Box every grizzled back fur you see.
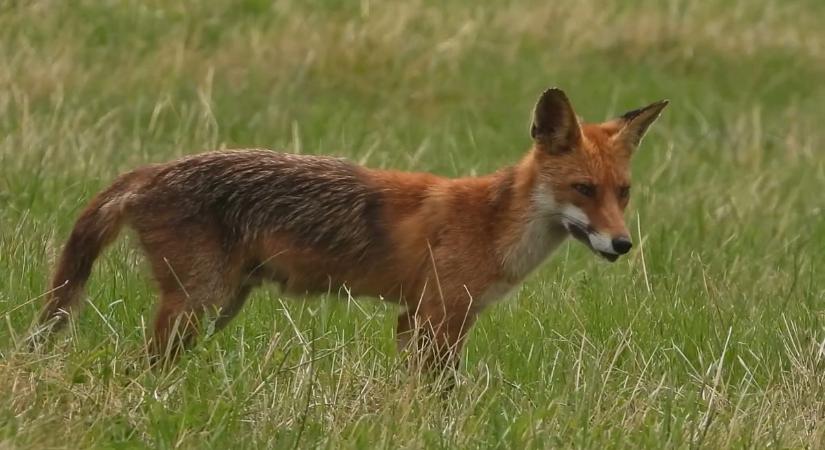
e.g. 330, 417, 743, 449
135, 150, 387, 259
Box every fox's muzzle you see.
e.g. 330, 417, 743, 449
565, 222, 632, 262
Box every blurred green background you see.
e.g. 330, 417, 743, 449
1, 1, 823, 448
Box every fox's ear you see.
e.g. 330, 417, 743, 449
531, 88, 582, 153
612, 100, 669, 152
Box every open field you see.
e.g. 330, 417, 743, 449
1, 0, 824, 448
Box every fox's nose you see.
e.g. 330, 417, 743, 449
611, 237, 633, 255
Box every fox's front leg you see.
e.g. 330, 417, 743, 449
396, 299, 478, 375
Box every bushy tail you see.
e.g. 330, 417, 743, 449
35, 176, 136, 336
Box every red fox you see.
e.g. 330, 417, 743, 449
35, 88, 667, 370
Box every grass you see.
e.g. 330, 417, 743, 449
1, 0, 824, 448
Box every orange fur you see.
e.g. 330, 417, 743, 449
35, 88, 667, 373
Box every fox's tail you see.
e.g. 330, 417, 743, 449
35, 173, 140, 337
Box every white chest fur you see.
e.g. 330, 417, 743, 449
500, 185, 569, 280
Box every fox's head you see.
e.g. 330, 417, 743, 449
529, 88, 667, 262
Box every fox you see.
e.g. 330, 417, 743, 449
34, 88, 667, 371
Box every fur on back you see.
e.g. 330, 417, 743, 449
133, 150, 386, 259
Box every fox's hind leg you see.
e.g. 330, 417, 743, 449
136, 223, 242, 366
213, 284, 253, 332
151, 274, 252, 366
151, 289, 201, 365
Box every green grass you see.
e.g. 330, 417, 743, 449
2, 0, 824, 448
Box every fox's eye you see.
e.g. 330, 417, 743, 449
572, 183, 596, 197
618, 186, 631, 199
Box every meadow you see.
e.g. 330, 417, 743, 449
1, 0, 824, 448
